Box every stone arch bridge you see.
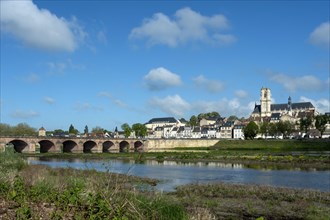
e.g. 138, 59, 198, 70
0, 136, 145, 153
0, 136, 219, 153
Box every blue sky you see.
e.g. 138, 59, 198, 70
1, 0, 329, 132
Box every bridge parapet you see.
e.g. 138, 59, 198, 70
0, 136, 219, 153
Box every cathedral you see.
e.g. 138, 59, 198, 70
250, 88, 317, 123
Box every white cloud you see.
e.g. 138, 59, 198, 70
149, 94, 253, 118
10, 110, 39, 119
193, 75, 224, 93
192, 98, 252, 118
0, 0, 85, 52
149, 95, 191, 117
268, 71, 326, 92
309, 22, 330, 48
300, 96, 330, 114
43, 97, 55, 105
235, 90, 248, 98
130, 7, 235, 47
144, 67, 182, 91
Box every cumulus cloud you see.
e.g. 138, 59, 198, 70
300, 96, 330, 114
144, 67, 182, 91
149, 94, 254, 118
0, 0, 85, 52
193, 75, 224, 93
130, 7, 236, 47
268, 71, 326, 92
10, 110, 39, 119
149, 95, 191, 117
309, 22, 330, 48
43, 97, 55, 105
192, 98, 252, 118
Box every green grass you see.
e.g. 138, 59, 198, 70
212, 139, 330, 152
0, 147, 329, 219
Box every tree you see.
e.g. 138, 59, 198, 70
277, 121, 294, 138
300, 116, 313, 134
227, 115, 239, 121
121, 123, 132, 138
243, 121, 259, 140
315, 115, 330, 137
0, 123, 37, 136
189, 115, 198, 126
13, 123, 37, 136
0, 123, 13, 136
197, 112, 220, 121
84, 125, 89, 134
68, 124, 78, 134
259, 121, 270, 138
91, 126, 104, 133
132, 123, 147, 138
268, 123, 278, 138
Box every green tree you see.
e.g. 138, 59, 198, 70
243, 121, 259, 140
121, 123, 132, 138
91, 126, 104, 133
84, 125, 89, 134
315, 114, 330, 137
259, 121, 270, 138
268, 123, 278, 138
68, 124, 79, 134
300, 116, 313, 134
227, 115, 239, 121
53, 129, 66, 136
132, 123, 147, 138
189, 115, 198, 126
0, 123, 13, 136
197, 112, 220, 121
277, 121, 294, 138
12, 123, 37, 136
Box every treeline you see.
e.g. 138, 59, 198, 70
244, 114, 330, 140
0, 123, 37, 136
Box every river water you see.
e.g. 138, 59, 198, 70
27, 157, 330, 192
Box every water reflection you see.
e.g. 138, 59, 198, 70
26, 157, 330, 192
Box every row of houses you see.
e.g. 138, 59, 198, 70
145, 117, 245, 139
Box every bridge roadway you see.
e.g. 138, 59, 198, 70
0, 136, 220, 153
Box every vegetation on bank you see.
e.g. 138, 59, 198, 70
0, 148, 329, 219
25, 139, 330, 170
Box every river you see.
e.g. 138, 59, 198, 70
27, 157, 330, 192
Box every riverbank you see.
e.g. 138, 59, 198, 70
1, 156, 329, 219
24, 139, 330, 170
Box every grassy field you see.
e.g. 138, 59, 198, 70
1, 147, 329, 219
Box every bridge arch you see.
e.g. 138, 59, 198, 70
62, 140, 78, 153
7, 139, 29, 153
39, 140, 56, 153
103, 141, 115, 153
119, 141, 130, 153
134, 141, 144, 152
83, 140, 97, 153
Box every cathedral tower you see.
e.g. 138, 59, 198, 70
260, 87, 271, 117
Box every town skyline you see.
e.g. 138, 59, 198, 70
1, 0, 329, 131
